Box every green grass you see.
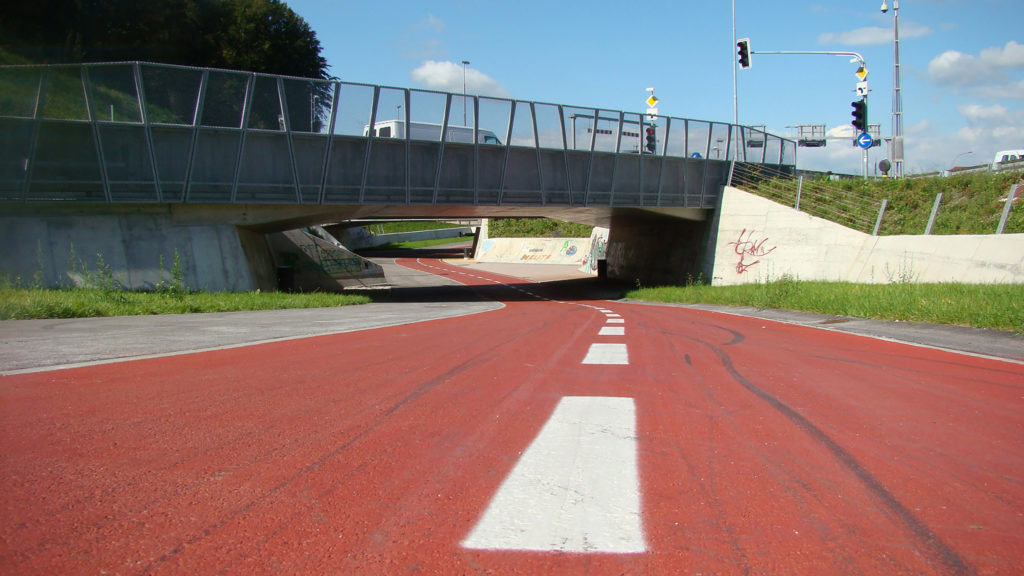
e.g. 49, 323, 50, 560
743, 171, 1024, 235
489, 218, 594, 238
0, 288, 370, 320
371, 221, 463, 234
626, 280, 1024, 333
362, 237, 472, 251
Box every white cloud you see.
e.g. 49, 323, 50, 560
818, 22, 930, 46
819, 26, 890, 46
399, 15, 448, 60
928, 50, 1000, 86
415, 14, 445, 34
927, 41, 1024, 89
958, 103, 1008, 123
979, 40, 1024, 68
410, 60, 511, 98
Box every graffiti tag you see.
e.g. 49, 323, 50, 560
728, 228, 776, 274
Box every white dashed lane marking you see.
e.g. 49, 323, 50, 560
462, 396, 646, 553
598, 326, 625, 336
582, 343, 629, 365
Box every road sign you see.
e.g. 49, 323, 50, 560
856, 66, 869, 81
856, 132, 874, 149
645, 94, 659, 108
646, 107, 658, 122
857, 81, 869, 97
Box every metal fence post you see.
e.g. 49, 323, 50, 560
795, 175, 803, 211
872, 198, 888, 236
996, 183, 1019, 234
924, 192, 942, 235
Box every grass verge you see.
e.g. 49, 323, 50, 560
626, 280, 1024, 334
0, 288, 371, 320
362, 237, 473, 250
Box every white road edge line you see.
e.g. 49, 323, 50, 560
461, 396, 646, 553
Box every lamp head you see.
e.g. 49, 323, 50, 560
880, 0, 889, 13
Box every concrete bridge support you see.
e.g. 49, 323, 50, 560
1, 204, 261, 292
0, 204, 384, 293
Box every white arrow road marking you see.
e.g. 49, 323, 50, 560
462, 396, 646, 553
582, 343, 629, 365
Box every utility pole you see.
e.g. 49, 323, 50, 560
461, 60, 470, 127
881, 0, 903, 178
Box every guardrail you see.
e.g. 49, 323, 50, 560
1, 62, 796, 208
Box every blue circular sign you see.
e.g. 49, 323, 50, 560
690, 152, 702, 159
856, 132, 874, 150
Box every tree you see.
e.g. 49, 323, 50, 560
0, 0, 329, 80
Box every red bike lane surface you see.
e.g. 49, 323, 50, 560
1, 257, 1021, 575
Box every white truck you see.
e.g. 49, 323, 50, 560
993, 149, 1024, 168
364, 120, 501, 145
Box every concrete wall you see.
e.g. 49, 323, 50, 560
1, 205, 259, 292
711, 186, 1024, 285
473, 219, 595, 267
266, 229, 385, 291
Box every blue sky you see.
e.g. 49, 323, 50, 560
286, 0, 1023, 175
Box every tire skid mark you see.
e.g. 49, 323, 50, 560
680, 324, 978, 576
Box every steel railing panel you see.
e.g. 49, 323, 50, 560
0, 62, 796, 210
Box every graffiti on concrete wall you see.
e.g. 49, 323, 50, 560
580, 228, 609, 275
728, 228, 776, 274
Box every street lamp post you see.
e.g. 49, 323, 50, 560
881, 0, 903, 178
950, 151, 973, 171
461, 60, 470, 126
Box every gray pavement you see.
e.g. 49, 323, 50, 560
2, 258, 1021, 374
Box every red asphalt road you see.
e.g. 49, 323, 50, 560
1, 257, 1022, 575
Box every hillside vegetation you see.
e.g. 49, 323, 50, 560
740, 169, 1023, 235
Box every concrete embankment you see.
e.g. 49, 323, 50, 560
710, 186, 1024, 285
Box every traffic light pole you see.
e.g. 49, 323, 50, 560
749, 50, 866, 69
743, 49, 872, 178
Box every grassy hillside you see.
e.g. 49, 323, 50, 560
739, 168, 1023, 235
489, 218, 593, 238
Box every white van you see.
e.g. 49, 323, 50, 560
993, 149, 1024, 165
364, 120, 501, 145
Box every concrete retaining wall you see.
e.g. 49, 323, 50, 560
472, 223, 611, 276
712, 186, 1024, 285
266, 228, 385, 291
1, 205, 259, 292
0, 205, 388, 293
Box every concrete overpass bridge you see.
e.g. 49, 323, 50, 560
0, 62, 796, 291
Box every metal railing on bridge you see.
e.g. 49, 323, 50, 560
1, 62, 796, 208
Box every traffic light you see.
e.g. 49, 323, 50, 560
737, 38, 751, 69
645, 127, 656, 153
850, 98, 867, 132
